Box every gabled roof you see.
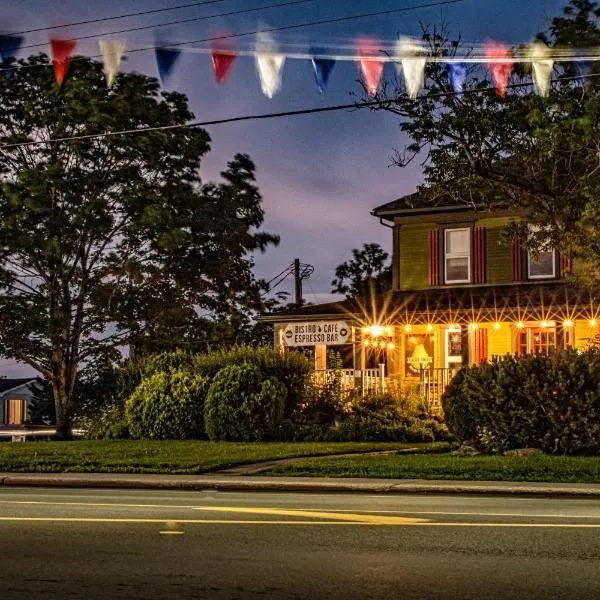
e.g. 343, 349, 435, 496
261, 283, 600, 323
0, 378, 38, 395
372, 190, 480, 220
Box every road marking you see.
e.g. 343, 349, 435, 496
2, 516, 600, 528
192, 506, 428, 524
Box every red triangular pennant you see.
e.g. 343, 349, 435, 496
50, 38, 76, 86
356, 38, 383, 97
211, 50, 237, 84
484, 41, 513, 97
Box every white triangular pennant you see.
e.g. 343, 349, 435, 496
529, 41, 554, 97
395, 37, 426, 99
255, 32, 285, 98
99, 39, 126, 87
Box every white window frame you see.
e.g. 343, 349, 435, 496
527, 225, 556, 280
444, 228, 471, 284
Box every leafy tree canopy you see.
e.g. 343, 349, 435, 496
0, 54, 278, 438
372, 0, 600, 279
331, 243, 392, 299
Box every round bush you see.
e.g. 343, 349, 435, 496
442, 349, 600, 455
204, 362, 286, 441
125, 370, 210, 440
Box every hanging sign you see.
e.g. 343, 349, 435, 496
283, 321, 351, 346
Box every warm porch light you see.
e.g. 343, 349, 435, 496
426, 324, 433, 332
493, 322, 501, 330
369, 325, 383, 337
540, 321, 549, 329
563, 319, 574, 328
590, 319, 598, 328
363, 339, 370, 347
468, 323, 478, 331
404, 324, 412, 333
516, 321, 525, 329
387, 342, 395, 350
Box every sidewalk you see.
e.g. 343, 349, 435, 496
2, 472, 600, 496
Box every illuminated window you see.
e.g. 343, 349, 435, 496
515, 325, 558, 355
527, 226, 555, 279
444, 228, 471, 284
4, 399, 26, 425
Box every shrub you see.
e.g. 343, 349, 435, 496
204, 362, 286, 441
442, 349, 600, 455
80, 404, 130, 440
125, 370, 210, 440
193, 346, 311, 417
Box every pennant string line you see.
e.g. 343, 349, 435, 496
1, 72, 596, 151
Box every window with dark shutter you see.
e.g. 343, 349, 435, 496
428, 229, 440, 286
511, 239, 524, 281
473, 227, 486, 284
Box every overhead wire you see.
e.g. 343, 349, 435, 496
15, 0, 465, 54
0, 71, 596, 151
6, 0, 233, 36
19, 0, 318, 51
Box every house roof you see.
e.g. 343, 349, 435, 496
0, 378, 38, 395
371, 190, 480, 220
261, 283, 600, 324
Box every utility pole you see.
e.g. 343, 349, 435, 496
294, 258, 303, 307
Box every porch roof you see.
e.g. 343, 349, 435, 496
261, 283, 600, 324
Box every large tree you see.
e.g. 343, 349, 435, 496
0, 54, 278, 438
371, 0, 600, 275
331, 243, 392, 299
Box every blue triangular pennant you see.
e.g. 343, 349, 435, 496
310, 47, 335, 95
447, 62, 467, 96
0, 35, 23, 76
155, 47, 181, 86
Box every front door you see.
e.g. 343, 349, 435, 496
444, 326, 463, 370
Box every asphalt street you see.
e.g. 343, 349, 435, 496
2, 487, 600, 600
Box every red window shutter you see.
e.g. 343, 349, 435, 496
559, 254, 572, 278
511, 239, 523, 281
475, 329, 488, 365
473, 227, 486, 284
429, 229, 440, 286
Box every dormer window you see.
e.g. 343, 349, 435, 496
444, 228, 471, 284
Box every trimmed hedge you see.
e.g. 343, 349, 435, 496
204, 362, 286, 441
442, 349, 600, 455
125, 370, 210, 440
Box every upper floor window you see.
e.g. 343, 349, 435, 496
527, 226, 555, 279
444, 228, 471, 284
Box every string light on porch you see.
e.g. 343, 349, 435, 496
562, 319, 574, 328
493, 322, 501, 330
516, 321, 525, 329
362, 324, 395, 350
468, 323, 478, 331
590, 319, 598, 328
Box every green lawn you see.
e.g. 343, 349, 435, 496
265, 453, 600, 483
0, 440, 443, 474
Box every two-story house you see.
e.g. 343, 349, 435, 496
262, 192, 600, 402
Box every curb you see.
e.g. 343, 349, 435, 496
2, 473, 600, 496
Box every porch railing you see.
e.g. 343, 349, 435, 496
419, 367, 461, 409
312, 367, 385, 396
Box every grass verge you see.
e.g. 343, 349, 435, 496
0, 440, 446, 474
264, 453, 600, 484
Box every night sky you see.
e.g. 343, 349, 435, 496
2, 0, 568, 375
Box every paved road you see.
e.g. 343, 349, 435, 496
2, 487, 600, 600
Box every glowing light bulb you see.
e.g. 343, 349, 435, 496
563, 319, 574, 328
426, 324, 433, 332
370, 325, 383, 337
590, 319, 598, 328
493, 322, 501, 331
540, 321, 549, 329
516, 321, 525, 329
404, 324, 412, 333
468, 323, 478, 331
363, 339, 370, 347
387, 342, 395, 350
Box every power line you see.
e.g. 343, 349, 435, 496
7, 0, 232, 36
19, 0, 317, 51
1, 72, 593, 151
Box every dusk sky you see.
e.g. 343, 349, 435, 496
2, 0, 568, 375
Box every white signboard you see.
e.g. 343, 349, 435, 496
283, 321, 351, 346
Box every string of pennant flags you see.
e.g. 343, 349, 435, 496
0, 31, 598, 100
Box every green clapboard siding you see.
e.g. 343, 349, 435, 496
478, 217, 516, 285
399, 223, 432, 290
